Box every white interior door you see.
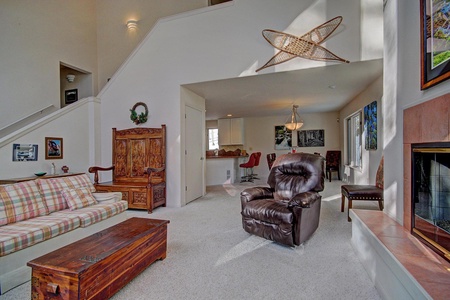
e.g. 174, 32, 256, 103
185, 105, 204, 203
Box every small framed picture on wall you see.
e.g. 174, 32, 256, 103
12, 144, 38, 161
45, 137, 63, 159
274, 125, 292, 150
65, 89, 78, 104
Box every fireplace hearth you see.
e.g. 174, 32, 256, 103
412, 142, 450, 261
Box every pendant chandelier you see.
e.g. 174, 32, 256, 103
285, 105, 303, 131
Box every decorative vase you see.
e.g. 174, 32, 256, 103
61, 165, 69, 173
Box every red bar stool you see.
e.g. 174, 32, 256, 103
250, 152, 262, 180
240, 153, 257, 182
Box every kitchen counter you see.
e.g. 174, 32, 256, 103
206, 155, 247, 159
205, 156, 248, 185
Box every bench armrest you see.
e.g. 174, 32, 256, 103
145, 166, 165, 175
88, 166, 115, 184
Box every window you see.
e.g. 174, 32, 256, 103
208, 128, 219, 150
346, 111, 362, 168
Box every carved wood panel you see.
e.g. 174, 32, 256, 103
131, 192, 147, 205
148, 139, 163, 168
153, 184, 166, 207
130, 139, 147, 177
114, 140, 128, 177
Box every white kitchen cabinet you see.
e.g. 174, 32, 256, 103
218, 118, 244, 145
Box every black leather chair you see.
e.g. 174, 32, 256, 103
240, 153, 325, 246
325, 150, 341, 182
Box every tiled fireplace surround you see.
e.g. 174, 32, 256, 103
403, 94, 450, 232
350, 94, 450, 299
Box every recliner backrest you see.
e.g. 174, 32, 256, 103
267, 153, 324, 200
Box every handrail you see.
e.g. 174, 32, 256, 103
0, 97, 100, 149
0, 105, 56, 139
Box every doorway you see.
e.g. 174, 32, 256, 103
185, 105, 204, 203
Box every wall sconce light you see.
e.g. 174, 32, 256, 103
66, 74, 75, 82
285, 105, 303, 131
126, 20, 138, 30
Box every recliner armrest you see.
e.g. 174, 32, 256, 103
288, 191, 321, 208
240, 187, 274, 203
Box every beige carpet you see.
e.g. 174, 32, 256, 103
0, 179, 381, 300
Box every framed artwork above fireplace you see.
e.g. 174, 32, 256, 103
420, 0, 450, 89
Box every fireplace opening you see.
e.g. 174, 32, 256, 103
412, 142, 450, 261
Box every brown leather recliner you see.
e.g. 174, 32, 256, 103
240, 153, 325, 247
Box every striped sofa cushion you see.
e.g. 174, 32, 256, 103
0, 181, 48, 226
37, 174, 96, 213
51, 201, 128, 228
0, 214, 80, 256
61, 187, 98, 210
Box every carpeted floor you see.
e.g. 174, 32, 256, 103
0, 179, 381, 300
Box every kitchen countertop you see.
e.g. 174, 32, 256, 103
206, 155, 248, 159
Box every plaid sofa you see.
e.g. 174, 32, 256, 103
0, 174, 128, 294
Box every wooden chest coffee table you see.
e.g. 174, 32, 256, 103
27, 217, 169, 300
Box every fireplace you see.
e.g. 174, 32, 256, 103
403, 94, 450, 260
412, 142, 450, 262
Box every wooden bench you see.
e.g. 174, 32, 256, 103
89, 126, 166, 213
27, 217, 169, 300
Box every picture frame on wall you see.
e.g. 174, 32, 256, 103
65, 89, 78, 104
12, 144, 38, 161
364, 101, 377, 150
274, 125, 292, 150
297, 129, 325, 147
420, 0, 450, 89
45, 137, 63, 159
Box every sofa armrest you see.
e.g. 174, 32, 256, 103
240, 187, 274, 203
288, 191, 321, 208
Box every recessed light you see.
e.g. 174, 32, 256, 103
328, 85, 336, 89
227, 114, 232, 117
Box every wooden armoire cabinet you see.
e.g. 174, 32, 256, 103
89, 125, 166, 213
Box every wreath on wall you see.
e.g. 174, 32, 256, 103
130, 102, 148, 125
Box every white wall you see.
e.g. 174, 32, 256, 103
244, 111, 340, 180
0, 98, 98, 180
383, 0, 450, 224
96, 0, 208, 90
0, 0, 97, 129
339, 75, 383, 184
360, 0, 384, 60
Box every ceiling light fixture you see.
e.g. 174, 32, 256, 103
285, 105, 303, 131
126, 20, 138, 30
66, 74, 75, 82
